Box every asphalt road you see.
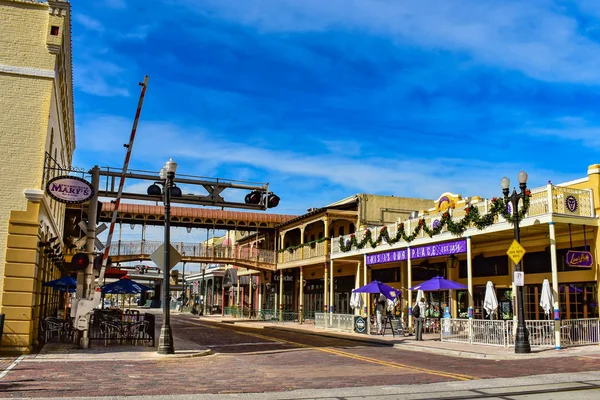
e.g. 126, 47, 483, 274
1, 314, 600, 399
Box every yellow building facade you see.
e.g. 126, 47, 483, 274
329, 165, 600, 347
0, 0, 74, 352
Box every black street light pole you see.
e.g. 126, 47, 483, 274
501, 170, 531, 354
157, 159, 178, 355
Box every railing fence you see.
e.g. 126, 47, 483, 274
442, 318, 599, 348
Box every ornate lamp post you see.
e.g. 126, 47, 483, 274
148, 159, 181, 355
501, 170, 531, 354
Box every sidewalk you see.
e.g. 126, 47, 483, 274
203, 315, 600, 360
27, 313, 211, 362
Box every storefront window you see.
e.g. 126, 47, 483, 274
559, 283, 598, 319
459, 255, 509, 278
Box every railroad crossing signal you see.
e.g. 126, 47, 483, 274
75, 221, 107, 250
150, 244, 182, 271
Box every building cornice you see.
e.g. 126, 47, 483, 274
0, 63, 55, 79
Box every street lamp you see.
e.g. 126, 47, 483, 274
147, 158, 181, 355
501, 170, 531, 354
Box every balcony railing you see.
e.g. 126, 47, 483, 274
109, 241, 276, 265
331, 185, 595, 255
279, 241, 326, 264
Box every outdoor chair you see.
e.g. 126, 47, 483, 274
131, 320, 150, 346
43, 318, 64, 343
101, 320, 125, 345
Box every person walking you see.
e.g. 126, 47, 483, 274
413, 297, 427, 341
375, 293, 387, 334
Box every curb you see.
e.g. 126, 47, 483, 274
224, 320, 583, 361
392, 342, 497, 359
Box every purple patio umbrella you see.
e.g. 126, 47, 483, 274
409, 276, 467, 321
409, 276, 467, 291
352, 280, 400, 301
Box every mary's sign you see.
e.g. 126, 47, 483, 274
46, 176, 94, 204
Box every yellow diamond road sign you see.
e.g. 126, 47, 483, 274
507, 240, 526, 265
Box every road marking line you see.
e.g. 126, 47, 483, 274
184, 320, 475, 381
206, 342, 282, 348
0, 355, 26, 380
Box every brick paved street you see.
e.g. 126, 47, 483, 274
1, 314, 600, 398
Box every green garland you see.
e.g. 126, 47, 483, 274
279, 237, 330, 253
340, 191, 531, 252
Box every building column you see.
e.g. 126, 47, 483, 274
323, 262, 328, 313
299, 226, 305, 260
466, 237, 474, 319
299, 267, 304, 323
329, 259, 334, 320
236, 276, 240, 309
248, 274, 252, 317
549, 221, 561, 349
279, 269, 283, 321
363, 254, 367, 316
1, 197, 42, 353
467, 236, 474, 342
400, 260, 407, 319
323, 215, 330, 254
258, 273, 263, 313
355, 261, 361, 316
279, 233, 285, 263
407, 246, 412, 334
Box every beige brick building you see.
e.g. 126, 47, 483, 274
0, 0, 74, 352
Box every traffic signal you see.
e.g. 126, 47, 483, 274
70, 253, 89, 271
96, 201, 103, 222
244, 190, 262, 205
266, 192, 280, 208
93, 254, 112, 270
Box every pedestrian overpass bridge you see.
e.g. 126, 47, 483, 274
108, 240, 277, 272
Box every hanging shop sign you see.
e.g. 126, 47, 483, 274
566, 250, 593, 268
365, 239, 467, 265
274, 274, 294, 282
46, 175, 94, 204
222, 269, 237, 288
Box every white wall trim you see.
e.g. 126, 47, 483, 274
556, 177, 588, 187
0, 63, 55, 79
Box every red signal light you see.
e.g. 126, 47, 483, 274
70, 253, 89, 271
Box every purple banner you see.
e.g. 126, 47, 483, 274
366, 239, 467, 265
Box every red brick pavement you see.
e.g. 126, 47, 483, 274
1, 314, 599, 398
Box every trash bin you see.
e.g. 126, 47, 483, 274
354, 316, 367, 334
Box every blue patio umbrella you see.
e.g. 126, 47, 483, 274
101, 277, 152, 294
43, 276, 77, 293
352, 280, 400, 301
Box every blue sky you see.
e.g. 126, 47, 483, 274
70, 0, 600, 255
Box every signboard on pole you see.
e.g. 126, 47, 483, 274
151, 244, 182, 271
507, 240, 526, 265
514, 271, 525, 287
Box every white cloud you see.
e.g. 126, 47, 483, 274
74, 14, 104, 32
74, 115, 582, 205
522, 116, 600, 147
181, 0, 600, 84
74, 59, 130, 97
